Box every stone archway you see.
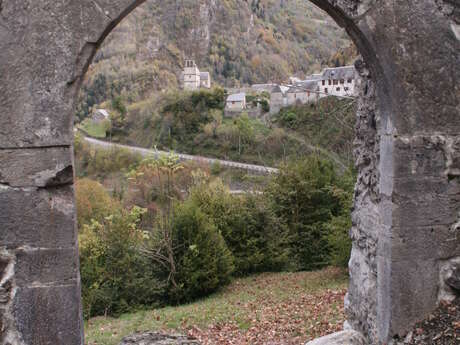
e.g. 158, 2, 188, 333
0, 1, 458, 344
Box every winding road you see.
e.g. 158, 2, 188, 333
83, 136, 279, 175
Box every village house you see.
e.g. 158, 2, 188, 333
182, 59, 211, 90
270, 82, 319, 114
269, 85, 290, 115
226, 92, 246, 112
92, 109, 110, 123
317, 65, 356, 97
269, 65, 358, 114
286, 80, 319, 105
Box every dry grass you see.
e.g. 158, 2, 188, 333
85, 268, 348, 345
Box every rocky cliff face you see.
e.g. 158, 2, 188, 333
84, 0, 351, 96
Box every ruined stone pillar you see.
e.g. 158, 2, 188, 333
309, 0, 460, 344
0, 1, 146, 343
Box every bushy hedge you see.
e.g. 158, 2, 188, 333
79, 206, 165, 318
187, 181, 290, 275
154, 88, 226, 149
170, 201, 234, 303
75, 178, 119, 228
266, 156, 353, 270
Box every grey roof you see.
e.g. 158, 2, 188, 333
271, 85, 290, 94
227, 92, 246, 102
322, 66, 356, 80
200, 71, 210, 80
271, 85, 283, 93
251, 83, 277, 92
95, 109, 109, 118
287, 86, 306, 93
307, 73, 323, 80
296, 80, 318, 90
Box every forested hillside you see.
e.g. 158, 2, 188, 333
78, 0, 352, 117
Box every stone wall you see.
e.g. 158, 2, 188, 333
0, 1, 459, 344
345, 59, 381, 343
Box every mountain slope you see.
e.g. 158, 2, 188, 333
79, 0, 351, 116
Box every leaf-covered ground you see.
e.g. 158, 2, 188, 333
403, 298, 460, 345
85, 268, 348, 345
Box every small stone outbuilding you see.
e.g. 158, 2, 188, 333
226, 92, 246, 111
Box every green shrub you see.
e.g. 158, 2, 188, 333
79, 118, 110, 138
79, 206, 165, 318
112, 96, 127, 118
229, 195, 290, 274
266, 156, 349, 270
325, 171, 354, 267
210, 161, 222, 175
188, 180, 290, 275
260, 99, 270, 113
75, 178, 119, 228
171, 200, 234, 302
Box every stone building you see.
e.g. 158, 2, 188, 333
200, 72, 211, 88
182, 59, 211, 90
286, 80, 320, 105
269, 82, 319, 115
91, 109, 110, 123
226, 92, 246, 111
317, 65, 357, 97
269, 85, 288, 115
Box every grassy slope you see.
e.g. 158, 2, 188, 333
85, 268, 348, 345
78, 119, 108, 138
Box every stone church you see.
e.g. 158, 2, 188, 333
182, 59, 211, 90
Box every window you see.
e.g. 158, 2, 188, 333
325, 88, 328, 94
322, 80, 325, 86
328, 80, 332, 85
336, 87, 341, 91
348, 78, 353, 83
333, 80, 338, 85
340, 79, 344, 84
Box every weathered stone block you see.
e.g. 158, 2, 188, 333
15, 248, 79, 287
392, 136, 447, 179
391, 178, 460, 228
0, 185, 77, 249
439, 257, 460, 302
13, 284, 83, 345
385, 258, 439, 337
382, 225, 459, 262
304, 330, 367, 345
0, 147, 73, 187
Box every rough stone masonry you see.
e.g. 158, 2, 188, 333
0, 1, 458, 344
